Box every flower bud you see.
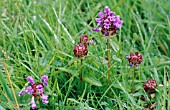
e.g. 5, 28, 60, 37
144, 79, 158, 94
74, 43, 88, 58
80, 35, 88, 45
127, 52, 142, 67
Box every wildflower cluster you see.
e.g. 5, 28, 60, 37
19, 75, 48, 109
17, 5, 160, 110
92, 6, 123, 36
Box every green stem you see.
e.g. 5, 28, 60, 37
107, 39, 111, 86
131, 67, 135, 94
80, 59, 83, 81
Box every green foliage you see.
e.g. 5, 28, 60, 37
0, 0, 170, 109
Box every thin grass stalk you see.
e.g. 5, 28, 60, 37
131, 66, 135, 94
2, 58, 20, 110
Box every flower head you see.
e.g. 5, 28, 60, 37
74, 43, 88, 58
127, 52, 143, 67
80, 35, 88, 45
144, 79, 158, 94
19, 75, 49, 109
92, 6, 123, 36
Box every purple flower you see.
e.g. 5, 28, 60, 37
18, 86, 34, 96
73, 43, 88, 58
127, 52, 143, 67
114, 15, 124, 28
90, 39, 96, 45
26, 86, 34, 94
104, 6, 110, 14
30, 97, 36, 109
42, 94, 49, 104
36, 84, 44, 94
41, 75, 48, 82
19, 75, 49, 109
41, 75, 48, 86
27, 76, 34, 85
80, 35, 88, 47
98, 12, 104, 18
92, 6, 123, 36
18, 92, 25, 96
144, 79, 158, 94
92, 28, 101, 32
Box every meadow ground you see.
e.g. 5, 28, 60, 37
0, 0, 170, 109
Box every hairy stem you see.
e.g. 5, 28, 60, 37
131, 67, 135, 94
80, 59, 83, 82
107, 39, 111, 86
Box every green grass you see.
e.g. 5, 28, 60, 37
0, 0, 170, 109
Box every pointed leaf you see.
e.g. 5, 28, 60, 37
110, 41, 119, 52
0, 72, 14, 101
58, 67, 78, 76
112, 55, 122, 63
83, 77, 102, 86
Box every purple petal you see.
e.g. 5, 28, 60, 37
43, 81, 48, 86
114, 23, 120, 28
109, 11, 115, 16
89, 39, 96, 45
130, 62, 133, 67
104, 19, 110, 24
104, 24, 110, 29
115, 15, 120, 20
109, 16, 115, 21
30, 97, 36, 109
92, 28, 101, 32
98, 12, 105, 18
104, 6, 110, 15
95, 18, 103, 23
97, 22, 103, 27
114, 20, 123, 28
42, 75, 48, 86
37, 88, 44, 94
104, 32, 109, 36
27, 76, 34, 85
41, 94, 48, 104
119, 20, 124, 25
26, 86, 34, 94
18, 91, 25, 96
42, 75, 48, 82
36, 84, 44, 94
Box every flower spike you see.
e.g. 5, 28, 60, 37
92, 6, 123, 36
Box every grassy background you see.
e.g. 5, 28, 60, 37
0, 0, 170, 109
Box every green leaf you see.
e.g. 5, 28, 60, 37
0, 72, 14, 101
58, 67, 78, 76
83, 77, 102, 86
110, 41, 119, 52
99, 56, 108, 64
112, 55, 122, 63
132, 91, 144, 97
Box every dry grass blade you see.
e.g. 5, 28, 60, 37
2, 58, 20, 110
